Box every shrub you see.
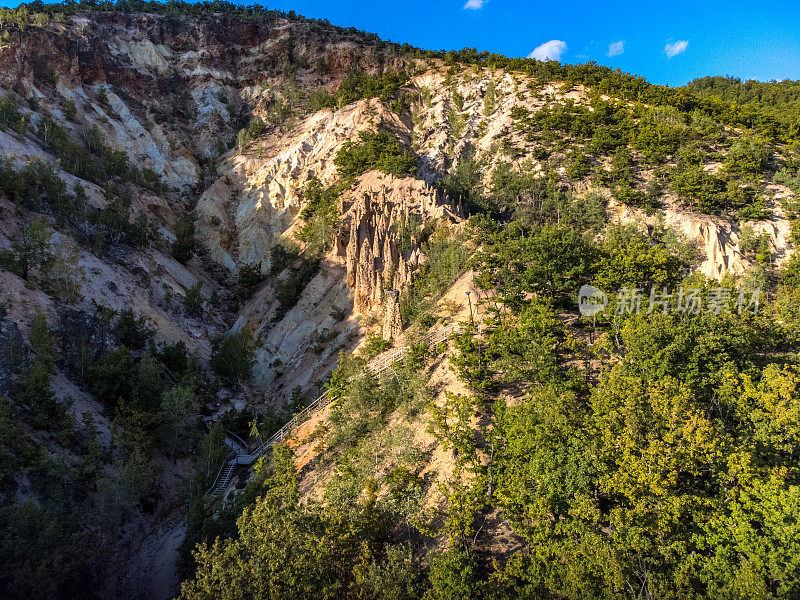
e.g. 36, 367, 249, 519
35, 115, 159, 190
97, 187, 132, 245
335, 131, 417, 179
362, 334, 392, 359
775, 159, 800, 194
738, 198, 772, 221
113, 308, 152, 351
452, 89, 465, 112
354, 543, 426, 600
330, 305, 347, 321
425, 549, 481, 600
211, 328, 255, 385
183, 282, 204, 316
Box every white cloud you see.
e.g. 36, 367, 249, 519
463, 0, 486, 9
607, 41, 624, 57
665, 40, 688, 58
528, 40, 567, 62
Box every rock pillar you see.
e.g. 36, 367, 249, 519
382, 289, 402, 341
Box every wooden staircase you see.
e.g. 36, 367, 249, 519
202, 323, 461, 501
208, 463, 235, 500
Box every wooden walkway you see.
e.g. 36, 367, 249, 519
203, 323, 460, 500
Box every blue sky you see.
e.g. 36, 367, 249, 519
3, 0, 799, 86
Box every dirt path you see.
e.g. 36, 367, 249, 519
118, 507, 188, 600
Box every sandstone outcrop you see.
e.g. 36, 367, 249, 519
382, 289, 402, 341
610, 191, 793, 279
334, 173, 462, 312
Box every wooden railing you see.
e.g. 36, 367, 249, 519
204, 323, 461, 496
366, 323, 459, 375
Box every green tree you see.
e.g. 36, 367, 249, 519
424, 549, 482, 600
30, 311, 55, 370
473, 223, 597, 310
136, 351, 164, 411
427, 393, 477, 466
88, 346, 135, 407
0, 503, 93, 600
113, 307, 152, 350
335, 130, 417, 179
14, 218, 52, 281
565, 149, 592, 179
180, 442, 393, 600
354, 544, 426, 600
48, 242, 83, 303
211, 328, 255, 386
593, 223, 685, 292
184, 281, 204, 316
160, 383, 196, 455
173, 212, 196, 264
16, 359, 61, 427
236, 263, 264, 300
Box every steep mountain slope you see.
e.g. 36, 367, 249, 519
0, 8, 423, 599
1, 3, 799, 600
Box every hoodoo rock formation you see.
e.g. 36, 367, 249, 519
382, 289, 402, 341
335, 175, 462, 312
0, 6, 797, 600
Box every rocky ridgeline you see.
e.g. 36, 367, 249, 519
0, 11, 406, 189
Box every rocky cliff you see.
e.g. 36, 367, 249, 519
0, 7, 796, 600
336, 174, 462, 311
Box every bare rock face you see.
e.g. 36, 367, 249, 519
0, 12, 409, 195
382, 289, 402, 341
243, 262, 360, 392
610, 192, 793, 279
196, 99, 409, 274
334, 173, 462, 313
239, 173, 462, 391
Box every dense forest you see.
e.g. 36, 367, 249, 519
1, 1, 800, 600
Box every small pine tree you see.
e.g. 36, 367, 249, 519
30, 311, 55, 371
172, 213, 196, 264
